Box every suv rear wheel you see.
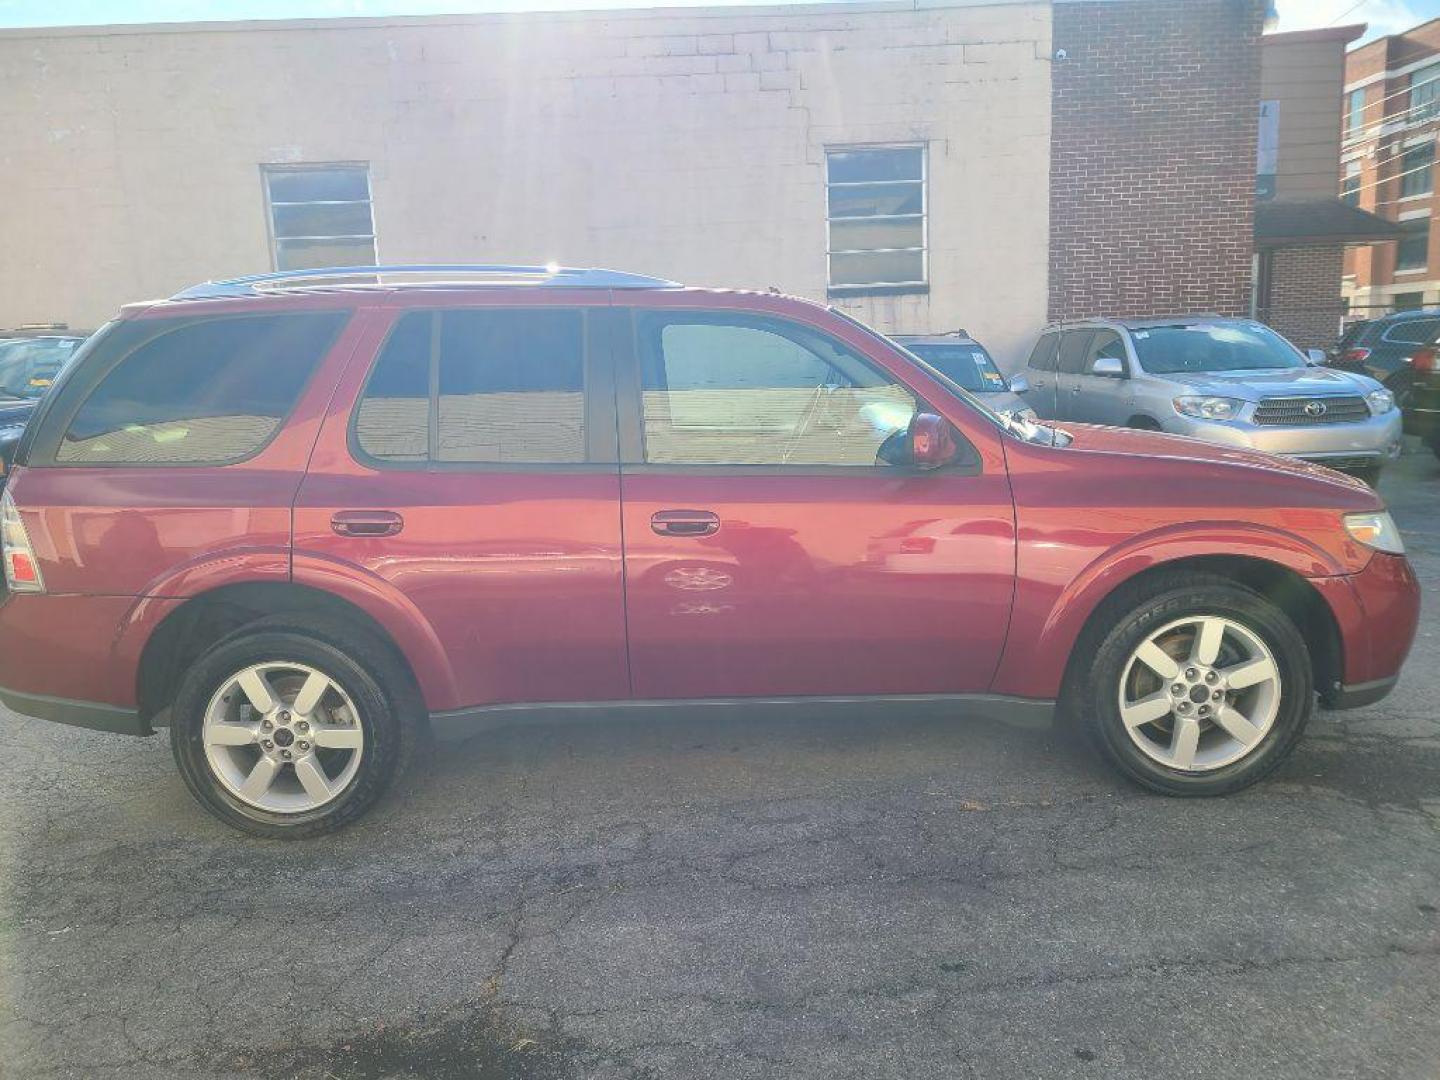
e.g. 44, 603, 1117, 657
1080, 575, 1312, 796
170, 621, 419, 838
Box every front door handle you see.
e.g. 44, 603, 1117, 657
651, 510, 720, 538
332, 510, 404, 538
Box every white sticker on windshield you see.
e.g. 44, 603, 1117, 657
1134, 331, 1149, 339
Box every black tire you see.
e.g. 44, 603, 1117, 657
170, 618, 421, 838
1076, 573, 1313, 797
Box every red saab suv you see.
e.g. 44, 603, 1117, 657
0, 266, 1419, 837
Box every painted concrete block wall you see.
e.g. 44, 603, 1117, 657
0, 0, 1052, 364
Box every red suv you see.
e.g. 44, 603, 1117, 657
0, 266, 1419, 837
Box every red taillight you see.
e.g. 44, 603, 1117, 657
1412, 347, 1437, 373
7, 550, 37, 585
1341, 348, 1371, 364
1, 490, 44, 593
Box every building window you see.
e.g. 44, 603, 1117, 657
1393, 291, 1426, 312
1401, 143, 1435, 199
825, 145, 926, 294
1411, 63, 1440, 122
1347, 88, 1366, 134
1342, 160, 1362, 206
262, 164, 377, 271
1396, 217, 1430, 272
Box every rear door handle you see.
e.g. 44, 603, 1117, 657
651, 510, 720, 537
331, 510, 404, 538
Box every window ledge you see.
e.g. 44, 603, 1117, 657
827, 284, 930, 299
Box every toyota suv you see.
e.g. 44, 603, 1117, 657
1019, 317, 1402, 485
0, 267, 1419, 837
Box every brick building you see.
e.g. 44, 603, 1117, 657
1341, 18, 1440, 322
1253, 25, 1397, 349
2, 0, 1270, 367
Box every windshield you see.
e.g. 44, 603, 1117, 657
1131, 322, 1305, 374
902, 342, 1008, 393
0, 337, 84, 399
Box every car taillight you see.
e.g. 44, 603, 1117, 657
1412, 346, 1437, 373
1341, 348, 1371, 364
1, 490, 44, 593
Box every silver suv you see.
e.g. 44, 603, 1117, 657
1019, 317, 1402, 482
894, 331, 1036, 421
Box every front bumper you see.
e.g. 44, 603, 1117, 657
1170, 408, 1403, 464
1312, 551, 1420, 710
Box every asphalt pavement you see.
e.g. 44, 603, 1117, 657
1, 451, 1437, 1080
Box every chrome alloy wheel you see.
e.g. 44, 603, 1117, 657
1117, 616, 1282, 772
202, 661, 364, 813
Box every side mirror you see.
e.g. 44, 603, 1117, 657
909, 413, 959, 469
1092, 356, 1125, 378
1007, 374, 1031, 394
1305, 348, 1326, 366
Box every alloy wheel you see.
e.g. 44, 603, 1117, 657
1117, 615, 1282, 772
201, 661, 365, 813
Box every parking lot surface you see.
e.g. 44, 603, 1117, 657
1, 452, 1437, 1080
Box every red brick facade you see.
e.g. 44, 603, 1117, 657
1049, 0, 1264, 322
1259, 244, 1346, 350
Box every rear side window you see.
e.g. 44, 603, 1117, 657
1056, 330, 1096, 374
55, 313, 345, 465
1382, 317, 1440, 345
354, 309, 587, 466
1026, 333, 1059, 372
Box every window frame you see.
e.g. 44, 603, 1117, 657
1026, 333, 1060, 373
261, 163, 379, 272
1400, 142, 1435, 200
346, 306, 618, 473
1396, 217, 1431, 273
30, 311, 350, 470
1411, 63, 1440, 122
824, 143, 929, 298
1342, 159, 1362, 207
613, 306, 977, 475
1347, 88, 1366, 134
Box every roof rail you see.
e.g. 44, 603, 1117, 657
171, 264, 681, 300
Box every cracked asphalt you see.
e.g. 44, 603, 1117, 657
2, 451, 1438, 1080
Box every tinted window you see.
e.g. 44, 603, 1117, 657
1026, 334, 1059, 372
1056, 331, 1095, 374
57, 314, 344, 464
1132, 322, 1304, 374
1383, 317, 1440, 345
439, 310, 585, 463
904, 343, 1007, 393
637, 313, 919, 466
353, 309, 586, 466
355, 312, 430, 462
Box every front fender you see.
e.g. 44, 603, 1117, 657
991, 521, 1348, 700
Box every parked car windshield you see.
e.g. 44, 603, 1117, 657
1132, 322, 1305, 374
902, 342, 1009, 393
0, 337, 84, 399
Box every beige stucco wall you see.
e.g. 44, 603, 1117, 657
0, 0, 1051, 364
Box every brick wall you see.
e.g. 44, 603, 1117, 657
1260, 244, 1345, 350
1048, 0, 1263, 321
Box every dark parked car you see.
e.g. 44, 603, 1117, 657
0, 266, 1419, 837
1327, 308, 1440, 399
1398, 340, 1440, 459
0, 333, 87, 476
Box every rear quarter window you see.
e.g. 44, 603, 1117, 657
49, 313, 346, 465
1382, 318, 1440, 346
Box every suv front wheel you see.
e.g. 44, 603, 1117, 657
1080, 575, 1312, 796
170, 621, 419, 838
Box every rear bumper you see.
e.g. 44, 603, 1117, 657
0, 687, 150, 735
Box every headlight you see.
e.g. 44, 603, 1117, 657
1344, 511, 1404, 554
1173, 395, 1245, 421
1367, 388, 1395, 415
